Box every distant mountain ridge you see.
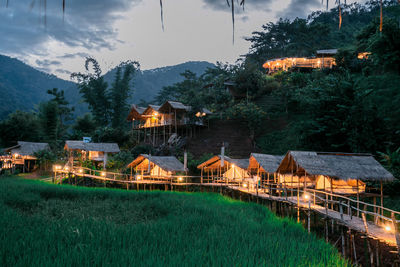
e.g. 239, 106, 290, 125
0, 55, 214, 119
104, 61, 215, 104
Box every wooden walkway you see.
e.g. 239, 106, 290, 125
231, 186, 398, 247
54, 167, 400, 252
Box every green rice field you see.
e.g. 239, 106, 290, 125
0, 177, 349, 266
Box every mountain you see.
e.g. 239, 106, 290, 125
104, 61, 215, 104
0, 55, 214, 119
0, 55, 81, 119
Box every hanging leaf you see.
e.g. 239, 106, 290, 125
160, 0, 164, 31
379, 0, 383, 32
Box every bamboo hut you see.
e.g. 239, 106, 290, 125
3, 141, 50, 172
248, 153, 284, 186
127, 104, 146, 129
64, 141, 120, 168
127, 154, 186, 178
277, 151, 395, 195
262, 49, 337, 74
197, 155, 250, 183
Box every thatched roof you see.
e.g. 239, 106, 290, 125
4, 141, 50, 156
277, 151, 395, 182
316, 49, 338, 55
64, 141, 120, 153
159, 101, 190, 113
128, 154, 186, 173
249, 153, 284, 173
127, 104, 146, 121
197, 155, 248, 170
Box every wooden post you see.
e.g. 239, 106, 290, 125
391, 212, 400, 256
339, 201, 344, 221
307, 198, 311, 233
380, 181, 384, 217
357, 179, 360, 217
341, 227, 346, 257
362, 212, 369, 234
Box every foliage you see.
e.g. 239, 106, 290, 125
71, 113, 97, 139
33, 149, 57, 172
0, 178, 349, 266
110, 61, 140, 128
71, 58, 111, 127
106, 151, 135, 172
129, 144, 154, 159
71, 58, 139, 129
378, 147, 400, 179
0, 111, 41, 147
356, 17, 400, 74
37, 100, 59, 143
226, 101, 267, 137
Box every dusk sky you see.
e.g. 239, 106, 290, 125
0, 0, 363, 79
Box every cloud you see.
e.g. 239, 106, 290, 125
55, 68, 72, 75
0, 0, 141, 56
57, 52, 91, 59
36, 59, 61, 67
278, 0, 321, 19
202, 0, 273, 12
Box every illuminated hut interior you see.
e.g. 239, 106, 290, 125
197, 155, 250, 183
277, 151, 395, 195
127, 154, 186, 178
127, 100, 211, 146
2, 141, 50, 172
248, 153, 284, 186
262, 49, 337, 74
64, 141, 120, 168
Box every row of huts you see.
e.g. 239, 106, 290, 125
1, 140, 395, 196
1, 140, 121, 172
127, 151, 394, 195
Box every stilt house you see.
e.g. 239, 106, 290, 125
127, 154, 186, 177
248, 153, 284, 186
2, 141, 50, 172
127, 100, 211, 146
64, 141, 120, 168
276, 151, 395, 194
197, 155, 250, 183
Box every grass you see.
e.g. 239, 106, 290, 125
0, 176, 349, 266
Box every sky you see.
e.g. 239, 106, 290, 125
0, 0, 362, 80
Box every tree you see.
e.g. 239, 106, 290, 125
71, 113, 97, 139
357, 17, 400, 74
0, 111, 41, 147
110, 61, 140, 128
71, 58, 110, 127
47, 88, 74, 126
38, 100, 59, 143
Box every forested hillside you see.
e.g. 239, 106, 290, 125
0, 55, 82, 119
0, 56, 213, 119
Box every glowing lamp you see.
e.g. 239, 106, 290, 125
101, 172, 106, 177
136, 175, 142, 180
202, 112, 206, 116
13, 153, 19, 158
303, 194, 310, 200
231, 164, 235, 169
65, 166, 70, 171
79, 169, 83, 174
243, 183, 248, 188
385, 225, 392, 232
178, 177, 183, 182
